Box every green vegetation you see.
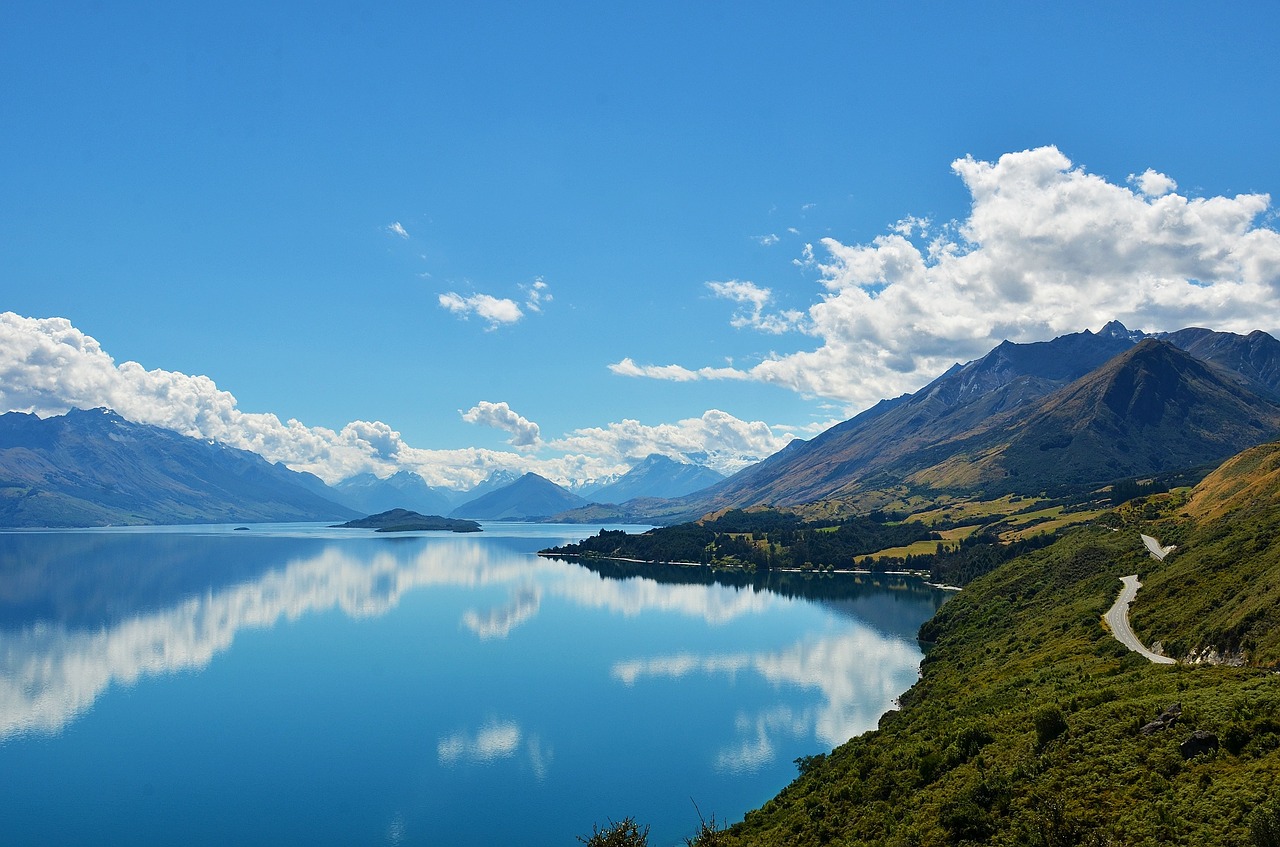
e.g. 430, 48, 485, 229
703, 455, 1280, 846
586, 442, 1280, 845
540, 508, 936, 571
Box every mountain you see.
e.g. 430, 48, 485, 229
916, 338, 1280, 494
584, 454, 725, 503
680, 325, 1142, 511
675, 324, 1280, 514
0, 408, 358, 527
449, 472, 588, 520
1158, 326, 1280, 397
458, 469, 523, 502
333, 471, 455, 515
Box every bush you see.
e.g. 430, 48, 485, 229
1251, 800, 1280, 847
579, 818, 649, 847
1033, 705, 1068, 749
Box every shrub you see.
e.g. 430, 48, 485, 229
1033, 705, 1068, 749
579, 818, 649, 847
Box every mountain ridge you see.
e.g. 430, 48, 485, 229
0, 408, 358, 526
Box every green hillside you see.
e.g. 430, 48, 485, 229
697, 444, 1280, 846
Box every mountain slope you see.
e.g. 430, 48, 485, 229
718, 443, 1280, 846
681, 325, 1140, 511
0, 408, 358, 526
1160, 327, 1280, 397
678, 325, 1280, 514
448, 472, 588, 519
914, 339, 1280, 494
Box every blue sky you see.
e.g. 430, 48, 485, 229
4, 2, 1280, 488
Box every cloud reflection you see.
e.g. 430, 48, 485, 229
436, 719, 554, 780
460, 587, 541, 639
612, 624, 923, 770
0, 534, 933, 744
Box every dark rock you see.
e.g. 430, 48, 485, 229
1179, 730, 1220, 758
1139, 703, 1182, 735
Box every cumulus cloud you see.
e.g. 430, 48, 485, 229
386, 221, 410, 239
461, 401, 542, 450
614, 146, 1280, 412
548, 409, 794, 475
438, 292, 524, 328
753, 233, 780, 246
0, 313, 567, 487
0, 312, 787, 489
438, 278, 551, 328
1128, 168, 1177, 198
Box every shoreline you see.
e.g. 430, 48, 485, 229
536, 551, 961, 589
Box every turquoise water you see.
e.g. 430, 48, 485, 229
0, 522, 948, 846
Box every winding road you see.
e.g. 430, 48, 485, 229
1104, 574, 1176, 664
1141, 533, 1176, 561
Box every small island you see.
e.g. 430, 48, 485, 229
332, 508, 482, 533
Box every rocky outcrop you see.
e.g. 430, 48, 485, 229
1139, 703, 1182, 735
1180, 730, 1220, 758
1185, 645, 1248, 666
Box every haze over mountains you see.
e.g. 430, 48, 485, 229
3, 321, 1278, 528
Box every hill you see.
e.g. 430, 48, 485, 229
448, 472, 587, 520
707, 441, 1280, 846
332, 508, 480, 533
0, 408, 358, 526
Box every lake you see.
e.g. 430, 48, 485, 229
0, 522, 950, 846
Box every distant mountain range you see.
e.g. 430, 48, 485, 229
0, 408, 358, 527
6, 321, 1279, 528
581, 454, 726, 503
332, 471, 456, 516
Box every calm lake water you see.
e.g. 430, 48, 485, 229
0, 522, 949, 846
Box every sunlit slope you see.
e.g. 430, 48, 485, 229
1127, 440, 1280, 666
718, 444, 1280, 846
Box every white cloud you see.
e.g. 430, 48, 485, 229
548, 409, 794, 475
438, 278, 551, 327
614, 146, 1280, 413
0, 312, 790, 489
1128, 168, 1177, 198
461, 401, 542, 450
438, 292, 524, 328
707, 279, 805, 334
521, 277, 551, 313
753, 233, 780, 246
386, 221, 410, 239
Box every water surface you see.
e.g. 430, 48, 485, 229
0, 522, 948, 846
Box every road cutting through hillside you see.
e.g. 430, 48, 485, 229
1104, 534, 1177, 664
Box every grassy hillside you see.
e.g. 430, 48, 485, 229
708, 447, 1280, 846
